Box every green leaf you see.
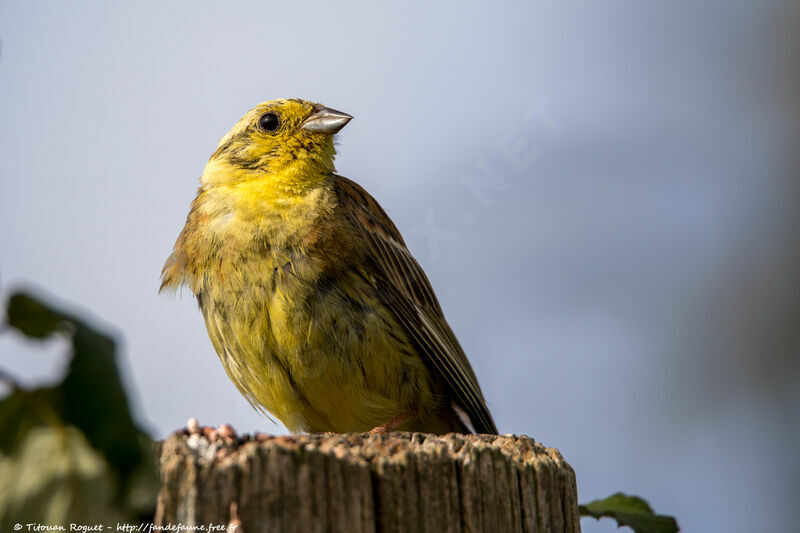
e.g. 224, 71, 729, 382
0, 387, 62, 455
5, 293, 66, 339
579, 492, 679, 533
61, 321, 145, 491
0, 425, 126, 531
2, 289, 155, 513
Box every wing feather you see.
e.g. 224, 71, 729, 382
334, 175, 497, 434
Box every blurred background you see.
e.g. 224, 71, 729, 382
1, 1, 798, 531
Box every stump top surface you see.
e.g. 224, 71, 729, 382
161, 430, 567, 468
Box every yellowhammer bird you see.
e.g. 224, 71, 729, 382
161, 98, 497, 434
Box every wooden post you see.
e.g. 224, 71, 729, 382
155, 431, 580, 533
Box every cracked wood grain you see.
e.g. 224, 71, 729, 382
155, 432, 580, 533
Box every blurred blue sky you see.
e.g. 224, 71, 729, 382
1, 1, 798, 531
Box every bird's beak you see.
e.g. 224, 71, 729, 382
301, 105, 353, 133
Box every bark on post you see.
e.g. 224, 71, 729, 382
155, 432, 580, 533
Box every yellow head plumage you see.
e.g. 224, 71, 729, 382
201, 98, 352, 193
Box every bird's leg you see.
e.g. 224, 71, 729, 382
369, 409, 415, 434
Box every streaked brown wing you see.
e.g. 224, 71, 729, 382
334, 175, 497, 434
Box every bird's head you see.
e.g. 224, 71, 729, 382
203, 98, 352, 188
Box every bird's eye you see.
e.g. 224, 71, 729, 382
258, 112, 280, 132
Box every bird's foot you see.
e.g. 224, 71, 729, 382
369, 409, 415, 434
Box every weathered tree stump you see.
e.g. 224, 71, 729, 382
155, 431, 580, 533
